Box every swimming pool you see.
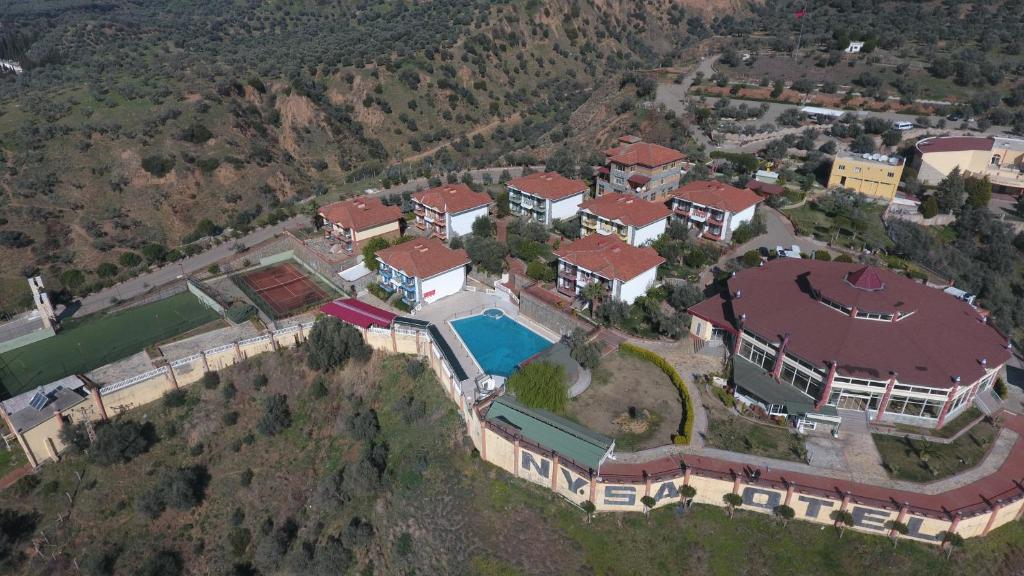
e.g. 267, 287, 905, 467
450, 309, 552, 376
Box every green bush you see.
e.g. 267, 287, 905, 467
257, 394, 292, 436
994, 378, 1007, 399
367, 283, 390, 302
619, 343, 694, 445
813, 250, 831, 261
740, 250, 762, 268
141, 154, 175, 177
202, 371, 221, 389
507, 361, 568, 414
92, 419, 155, 466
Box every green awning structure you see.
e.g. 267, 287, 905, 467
485, 396, 613, 471
732, 357, 816, 415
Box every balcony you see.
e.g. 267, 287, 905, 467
581, 218, 597, 229
414, 206, 425, 217
690, 209, 709, 222
703, 228, 723, 241
708, 211, 725, 224
979, 165, 1024, 189
557, 281, 577, 297
559, 266, 578, 280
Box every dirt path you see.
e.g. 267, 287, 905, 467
401, 113, 520, 164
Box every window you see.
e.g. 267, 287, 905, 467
738, 337, 775, 371
821, 297, 851, 315
780, 357, 823, 397
855, 311, 893, 321
838, 164, 846, 170
887, 172, 895, 178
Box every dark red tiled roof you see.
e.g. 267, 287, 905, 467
672, 180, 763, 214
320, 298, 396, 329
413, 184, 493, 214
915, 136, 993, 154
375, 237, 470, 279
319, 196, 402, 231
605, 142, 685, 168
579, 192, 671, 227
746, 180, 785, 195
509, 172, 589, 201
555, 234, 665, 282
692, 259, 1011, 388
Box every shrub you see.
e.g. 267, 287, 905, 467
222, 411, 239, 426
180, 124, 213, 144
994, 378, 1007, 398
740, 250, 762, 268
834, 254, 855, 263
141, 155, 175, 177
252, 373, 268, 390
92, 419, 154, 466
222, 381, 237, 401
202, 371, 221, 389
566, 329, 600, 370
240, 468, 254, 487
139, 550, 183, 576
163, 388, 189, 408
306, 317, 372, 371
119, 251, 143, 267
526, 260, 555, 282
813, 250, 832, 261
257, 394, 292, 436
134, 466, 209, 518
619, 344, 694, 444
96, 262, 119, 278
507, 361, 568, 414
920, 195, 939, 219
58, 422, 91, 454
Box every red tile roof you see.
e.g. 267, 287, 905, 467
605, 141, 685, 168
413, 184, 493, 214
320, 298, 396, 329
555, 234, 665, 282
375, 237, 470, 279
690, 259, 1011, 389
508, 172, 589, 201
319, 196, 402, 231
745, 180, 785, 195
671, 180, 763, 214
915, 136, 993, 154
578, 192, 671, 228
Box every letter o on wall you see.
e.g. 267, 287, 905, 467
741, 486, 782, 511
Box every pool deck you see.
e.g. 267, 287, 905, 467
413, 291, 560, 382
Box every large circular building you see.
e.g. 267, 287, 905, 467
688, 259, 1010, 430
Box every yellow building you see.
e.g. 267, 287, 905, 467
827, 151, 905, 201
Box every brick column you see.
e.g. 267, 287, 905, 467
816, 361, 838, 409
643, 472, 652, 498
982, 502, 1002, 536
390, 328, 398, 353
892, 503, 909, 539
234, 341, 243, 363
90, 386, 108, 422
268, 331, 279, 352
948, 512, 961, 535
166, 364, 179, 389
683, 465, 691, 487
840, 492, 851, 512
784, 482, 795, 507
52, 410, 65, 429
771, 333, 790, 379
513, 437, 520, 477
480, 424, 488, 461
589, 470, 597, 503
732, 314, 746, 356
875, 374, 897, 422
551, 453, 560, 491
935, 379, 960, 428
732, 473, 741, 495
200, 350, 211, 373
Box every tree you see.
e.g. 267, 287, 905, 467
257, 394, 292, 436
58, 422, 91, 454
640, 495, 656, 518
774, 504, 795, 526
92, 419, 154, 466
306, 317, 372, 371
940, 530, 965, 559
496, 190, 511, 218
881, 129, 902, 148
526, 260, 554, 282
545, 147, 577, 178
964, 175, 992, 209
885, 520, 909, 547
763, 140, 788, 161
566, 329, 600, 370
96, 262, 119, 278
507, 361, 567, 413
309, 199, 321, 230
920, 195, 939, 219
830, 509, 854, 538
141, 243, 169, 264
850, 134, 876, 154
680, 484, 697, 508
580, 500, 596, 523
770, 79, 785, 98
934, 167, 966, 213
722, 493, 743, 518
471, 215, 494, 238
361, 237, 390, 272
0, 508, 38, 565
464, 235, 507, 275
61, 269, 86, 293
581, 281, 607, 314
141, 155, 175, 177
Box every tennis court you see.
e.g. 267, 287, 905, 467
0, 292, 219, 399
234, 262, 333, 319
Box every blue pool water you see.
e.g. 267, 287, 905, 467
451, 309, 552, 376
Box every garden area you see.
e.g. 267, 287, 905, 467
873, 417, 1000, 482
784, 189, 891, 251
702, 380, 809, 463
565, 350, 681, 451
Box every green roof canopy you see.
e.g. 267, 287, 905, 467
485, 396, 612, 471
732, 356, 816, 415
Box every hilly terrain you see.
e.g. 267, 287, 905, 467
0, 0, 741, 314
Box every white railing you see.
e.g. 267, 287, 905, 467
171, 353, 203, 368
205, 343, 236, 356
100, 366, 169, 396
368, 326, 391, 335
238, 334, 271, 346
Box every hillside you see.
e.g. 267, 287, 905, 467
0, 0, 743, 314
2, 347, 1023, 576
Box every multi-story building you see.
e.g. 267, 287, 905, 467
595, 135, 687, 201
375, 237, 470, 307
412, 184, 493, 242
507, 172, 588, 226
827, 151, 906, 201
555, 234, 665, 305
688, 259, 1010, 430
577, 192, 671, 246
668, 180, 762, 242
318, 196, 403, 253
915, 136, 1024, 194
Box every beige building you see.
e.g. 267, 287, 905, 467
827, 151, 905, 201
318, 196, 403, 254
595, 135, 687, 201
915, 136, 1024, 194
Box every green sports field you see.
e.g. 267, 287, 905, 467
0, 292, 219, 399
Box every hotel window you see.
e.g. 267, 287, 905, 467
887, 172, 895, 178
855, 311, 893, 321
821, 297, 851, 315
738, 337, 776, 371
780, 357, 823, 397
884, 394, 945, 419
838, 164, 845, 170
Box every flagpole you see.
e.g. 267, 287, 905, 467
793, 0, 809, 58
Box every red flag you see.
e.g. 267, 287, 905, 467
794, 9, 806, 18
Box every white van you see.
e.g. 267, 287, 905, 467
892, 121, 914, 131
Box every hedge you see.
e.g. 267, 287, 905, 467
619, 343, 695, 445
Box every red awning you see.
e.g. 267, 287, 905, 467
596, 166, 610, 176
627, 174, 650, 187
320, 298, 397, 329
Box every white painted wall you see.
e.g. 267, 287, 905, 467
725, 205, 757, 239
448, 205, 490, 238
617, 267, 659, 304
631, 218, 668, 246
420, 265, 467, 304
550, 193, 585, 223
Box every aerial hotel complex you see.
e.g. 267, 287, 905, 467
915, 135, 1024, 194
668, 180, 763, 242
594, 135, 687, 200
412, 183, 493, 241
688, 259, 1010, 430
506, 171, 588, 226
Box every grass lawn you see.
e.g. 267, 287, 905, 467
784, 201, 891, 251
0, 447, 26, 479
890, 407, 985, 440
706, 411, 807, 463
873, 418, 1000, 482
0, 292, 218, 398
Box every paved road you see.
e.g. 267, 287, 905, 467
75, 165, 541, 317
